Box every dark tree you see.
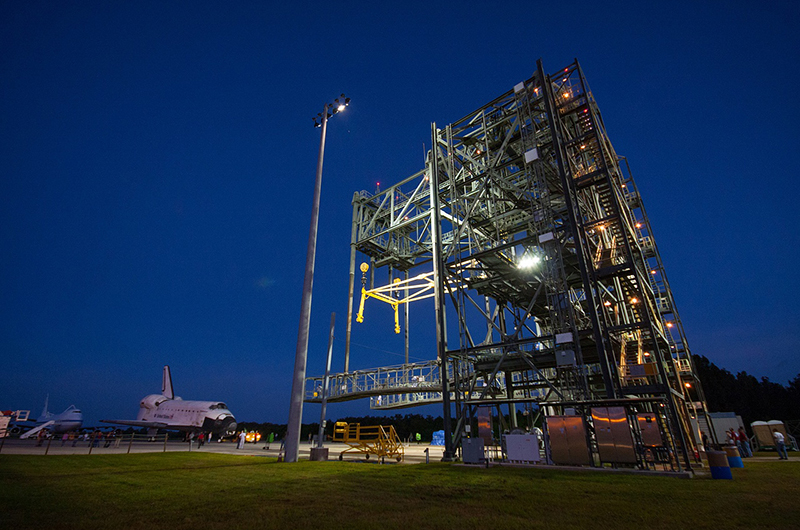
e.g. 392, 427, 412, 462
693, 355, 799, 427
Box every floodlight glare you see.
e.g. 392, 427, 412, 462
335, 93, 350, 112
518, 254, 541, 270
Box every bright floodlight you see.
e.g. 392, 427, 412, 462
335, 93, 349, 112
518, 254, 541, 270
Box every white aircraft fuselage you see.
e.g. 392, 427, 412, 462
42, 405, 84, 433
17, 398, 83, 439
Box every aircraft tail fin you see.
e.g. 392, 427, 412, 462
37, 394, 50, 422
162, 366, 174, 399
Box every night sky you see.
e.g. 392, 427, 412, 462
2, 1, 798, 426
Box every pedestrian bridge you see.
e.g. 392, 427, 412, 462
304, 359, 549, 410
304, 360, 445, 409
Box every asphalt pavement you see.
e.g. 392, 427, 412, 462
0, 437, 446, 464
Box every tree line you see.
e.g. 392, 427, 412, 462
237, 413, 446, 442
692, 354, 800, 427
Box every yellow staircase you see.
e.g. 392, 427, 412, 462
333, 422, 405, 462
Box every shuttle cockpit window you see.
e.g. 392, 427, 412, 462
210, 403, 228, 410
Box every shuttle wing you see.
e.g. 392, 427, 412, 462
100, 419, 171, 429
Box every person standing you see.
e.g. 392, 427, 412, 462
726, 428, 736, 445
773, 429, 789, 460
237, 431, 246, 450
701, 431, 710, 452
733, 428, 745, 457
197, 432, 205, 447
737, 427, 752, 457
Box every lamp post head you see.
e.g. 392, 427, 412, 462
335, 93, 350, 112
311, 95, 350, 127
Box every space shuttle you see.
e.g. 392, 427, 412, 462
102, 366, 237, 435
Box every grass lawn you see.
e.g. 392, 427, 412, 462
1, 453, 798, 529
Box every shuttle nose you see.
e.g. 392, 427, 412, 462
218, 416, 237, 434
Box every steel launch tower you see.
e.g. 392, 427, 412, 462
306, 59, 711, 471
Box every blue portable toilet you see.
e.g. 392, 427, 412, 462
431, 430, 445, 446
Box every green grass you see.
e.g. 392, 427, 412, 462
1, 453, 798, 529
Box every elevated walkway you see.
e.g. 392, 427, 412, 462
304, 359, 552, 409
304, 360, 444, 404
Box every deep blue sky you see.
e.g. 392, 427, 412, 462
2, 1, 798, 425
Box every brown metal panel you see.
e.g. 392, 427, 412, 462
563, 415, 592, 466
592, 407, 615, 463
637, 413, 663, 446
477, 406, 493, 447
607, 406, 637, 463
547, 417, 571, 465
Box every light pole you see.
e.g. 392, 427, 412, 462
316, 313, 335, 449
285, 94, 349, 463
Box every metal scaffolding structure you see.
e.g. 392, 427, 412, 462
305, 58, 711, 470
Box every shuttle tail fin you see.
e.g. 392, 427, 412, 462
162, 366, 174, 399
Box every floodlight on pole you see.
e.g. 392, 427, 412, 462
285, 94, 349, 463
335, 94, 350, 112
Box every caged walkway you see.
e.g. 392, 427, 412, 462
304, 360, 445, 409
303, 358, 568, 410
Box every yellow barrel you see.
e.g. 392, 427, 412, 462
707, 450, 729, 467
724, 444, 743, 468
707, 450, 733, 479
724, 445, 740, 457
